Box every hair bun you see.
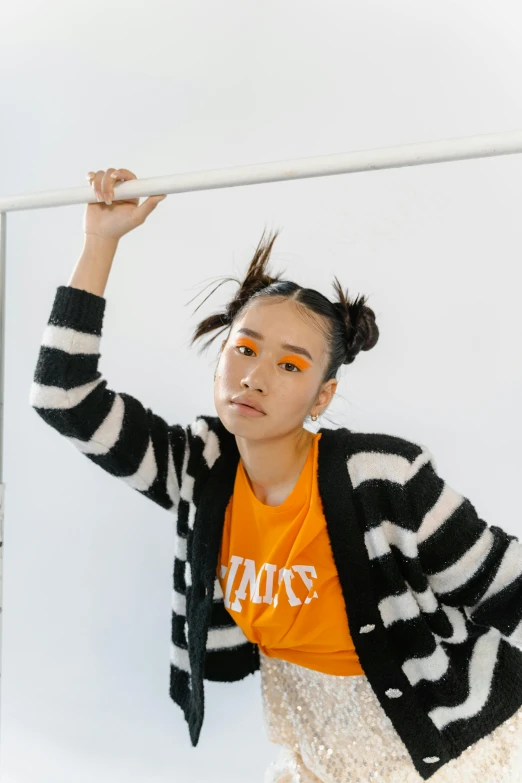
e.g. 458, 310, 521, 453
332, 278, 379, 365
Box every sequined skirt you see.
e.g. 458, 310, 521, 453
259, 651, 522, 783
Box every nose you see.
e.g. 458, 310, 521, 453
240, 358, 267, 392
241, 367, 265, 391
241, 379, 263, 392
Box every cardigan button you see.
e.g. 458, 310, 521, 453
384, 688, 403, 698
423, 756, 440, 764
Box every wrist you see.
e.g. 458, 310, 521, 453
83, 233, 119, 251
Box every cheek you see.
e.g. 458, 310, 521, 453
276, 380, 314, 410
219, 353, 240, 378
214, 358, 235, 389
285, 389, 311, 409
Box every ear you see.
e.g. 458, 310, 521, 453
316, 379, 338, 412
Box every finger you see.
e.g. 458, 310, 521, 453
85, 172, 96, 197
106, 168, 138, 203
101, 168, 119, 203
109, 168, 137, 180
93, 170, 105, 202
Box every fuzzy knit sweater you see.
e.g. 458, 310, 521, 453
29, 285, 522, 781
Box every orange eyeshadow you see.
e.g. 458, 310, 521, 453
281, 355, 311, 370
236, 337, 257, 351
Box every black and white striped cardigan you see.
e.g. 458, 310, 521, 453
29, 285, 522, 781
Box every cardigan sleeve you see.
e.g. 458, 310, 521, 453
29, 285, 188, 513
403, 445, 522, 649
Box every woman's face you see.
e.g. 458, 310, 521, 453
213, 298, 337, 439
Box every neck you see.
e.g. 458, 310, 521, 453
234, 426, 316, 495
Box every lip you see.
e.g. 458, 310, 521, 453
230, 399, 266, 416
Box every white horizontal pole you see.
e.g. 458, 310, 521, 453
2, 128, 522, 213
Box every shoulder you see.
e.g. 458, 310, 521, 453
187, 414, 230, 443
324, 426, 436, 488
184, 414, 237, 469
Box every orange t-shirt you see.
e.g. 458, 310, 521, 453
216, 432, 365, 676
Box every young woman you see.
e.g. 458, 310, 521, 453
30, 167, 522, 782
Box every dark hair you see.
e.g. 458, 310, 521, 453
187, 226, 379, 394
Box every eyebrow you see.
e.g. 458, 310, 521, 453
235, 327, 314, 362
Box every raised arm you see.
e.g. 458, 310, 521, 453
29, 167, 186, 511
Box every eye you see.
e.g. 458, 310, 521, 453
236, 345, 254, 357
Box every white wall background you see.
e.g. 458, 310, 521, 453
1, 1, 522, 781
